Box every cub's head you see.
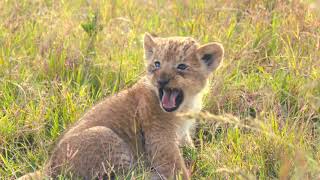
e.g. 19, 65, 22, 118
143, 33, 224, 113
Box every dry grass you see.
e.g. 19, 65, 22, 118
0, 0, 319, 179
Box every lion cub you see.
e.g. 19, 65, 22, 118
18, 33, 224, 180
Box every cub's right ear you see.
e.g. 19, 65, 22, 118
196, 42, 224, 73
143, 33, 156, 60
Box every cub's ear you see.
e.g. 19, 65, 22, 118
143, 33, 156, 60
196, 42, 224, 72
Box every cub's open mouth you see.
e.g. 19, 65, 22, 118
158, 88, 184, 112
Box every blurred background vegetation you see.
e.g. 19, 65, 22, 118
0, 0, 319, 179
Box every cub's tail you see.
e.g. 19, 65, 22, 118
17, 171, 42, 180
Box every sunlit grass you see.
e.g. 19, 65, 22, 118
0, 0, 319, 179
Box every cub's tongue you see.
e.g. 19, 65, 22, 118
161, 89, 179, 109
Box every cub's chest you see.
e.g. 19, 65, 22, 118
175, 93, 204, 145
176, 118, 196, 141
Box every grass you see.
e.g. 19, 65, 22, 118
0, 0, 320, 179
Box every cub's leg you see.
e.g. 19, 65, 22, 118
145, 130, 190, 180
46, 126, 134, 179
179, 133, 195, 148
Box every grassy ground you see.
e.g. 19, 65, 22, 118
0, 0, 320, 179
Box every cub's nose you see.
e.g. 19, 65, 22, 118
157, 78, 169, 88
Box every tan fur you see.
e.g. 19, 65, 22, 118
17, 171, 42, 180
19, 33, 224, 180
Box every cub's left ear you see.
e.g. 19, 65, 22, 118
196, 42, 224, 72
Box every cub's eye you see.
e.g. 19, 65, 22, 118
177, 63, 188, 70
154, 61, 161, 69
